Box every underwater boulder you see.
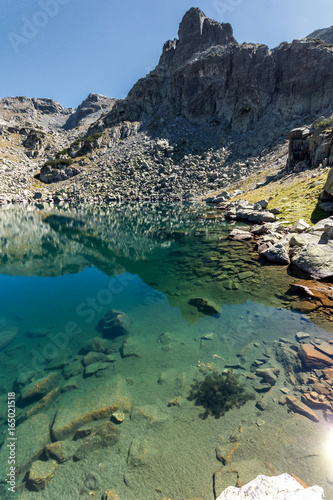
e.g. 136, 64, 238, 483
96, 309, 131, 339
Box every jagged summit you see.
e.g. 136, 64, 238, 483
93, 7, 333, 137
159, 7, 236, 69
178, 7, 236, 49
65, 93, 118, 129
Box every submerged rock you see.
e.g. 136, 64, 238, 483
120, 337, 141, 358
52, 399, 119, 440
74, 421, 119, 461
0, 330, 17, 350
97, 309, 130, 339
0, 414, 50, 476
20, 372, 61, 404
27, 459, 58, 491
45, 440, 76, 463
188, 297, 220, 315
298, 343, 333, 369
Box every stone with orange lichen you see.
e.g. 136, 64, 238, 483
322, 367, 333, 380
167, 397, 181, 407
301, 392, 332, 411
27, 459, 58, 491
298, 343, 333, 369
291, 473, 308, 488
216, 442, 240, 465
286, 395, 320, 422
101, 489, 119, 500
23, 388, 60, 422
291, 300, 319, 313
315, 341, 333, 358
52, 403, 119, 440
20, 372, 60, 403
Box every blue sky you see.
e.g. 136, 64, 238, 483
0, 0, 332, 108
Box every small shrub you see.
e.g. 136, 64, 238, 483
43, 158, 73, 168
55, 148, 69, 158
71, 132, 103, 147
188, 370, 255, 419
314, 116, 333, 130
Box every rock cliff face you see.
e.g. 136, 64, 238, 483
0, 96, 73, 130
95, 8, 333, 136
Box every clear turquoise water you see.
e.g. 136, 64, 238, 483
0, 203, 332, 499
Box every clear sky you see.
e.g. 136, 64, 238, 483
0, 0, 332, 109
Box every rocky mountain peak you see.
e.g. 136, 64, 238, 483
67, 93, 118, 128
178, 7, 206, 42
159, 7, 236, 70
307, 25, 333, 44
178, 7, 236, 47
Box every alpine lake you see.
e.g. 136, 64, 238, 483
0, 202, 332, 499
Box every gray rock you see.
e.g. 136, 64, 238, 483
120, 337, 141, 358
261, 242, 290, 264
291, 240, 333, 279
96, 309, 130, 339
295, 332, 310, 342
291, 219, 311, 233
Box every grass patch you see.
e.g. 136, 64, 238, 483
70, 132, 103, 147
232, 168, 329, 224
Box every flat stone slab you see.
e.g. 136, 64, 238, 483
314, 341, 333, 358
229, 229, 253, 241
84, 361, 109, 376
0, 414, 50, 476
0, 330, 17, 350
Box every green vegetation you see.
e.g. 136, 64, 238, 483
71, 132, 103, 147
55, 148, 69, 158
43, 158, 73, 168
314, 116, 333, 130
307, 37, 332, 48
229, 164, 330, 224
188, 370, 255, 419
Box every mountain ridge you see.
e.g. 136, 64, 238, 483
1, 8, 333, 205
